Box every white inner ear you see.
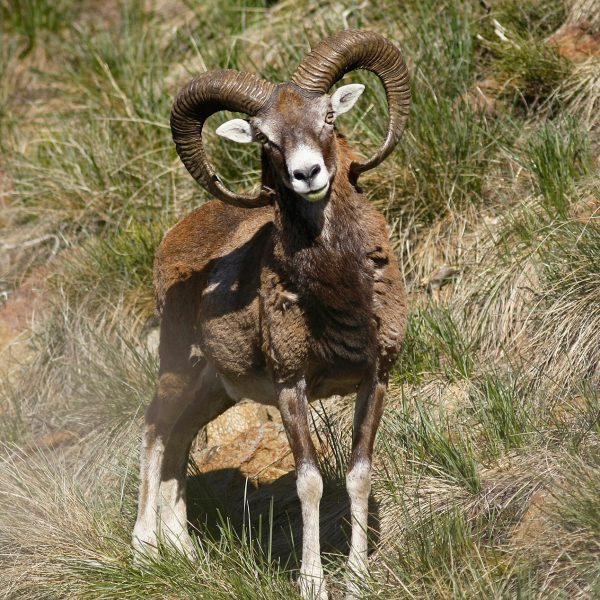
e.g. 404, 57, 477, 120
330, 84, 365, 118
215, 118, 254, 143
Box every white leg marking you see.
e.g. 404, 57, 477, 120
159, 436, 196, 559
132, 431, 164, 559
297, 463, 327, 600
345, 460, 371, 599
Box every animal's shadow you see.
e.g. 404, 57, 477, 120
186, 465, 380, 569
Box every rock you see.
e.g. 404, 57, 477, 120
245, 423, 296, 481
193, 421, 295, 485
548, 21, 600, 62
265, 404, 282, 423
194, 401, 327, 486
206, 401, 270, 446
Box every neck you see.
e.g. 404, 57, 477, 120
269, 136, 360, 250
266, 142, 376, 364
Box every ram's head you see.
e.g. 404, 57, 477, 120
171, 30, 411, 207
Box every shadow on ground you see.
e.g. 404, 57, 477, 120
186, 465, 380, 568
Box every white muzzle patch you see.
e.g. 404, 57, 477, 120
287, 145, 330, 202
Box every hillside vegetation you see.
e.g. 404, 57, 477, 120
1, 0, 599, 598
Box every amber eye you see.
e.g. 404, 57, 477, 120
325, 111, 335, 125
255, 131, 268, 144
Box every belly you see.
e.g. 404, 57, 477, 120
218, 365, 365, 406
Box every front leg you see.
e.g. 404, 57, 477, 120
278, 380, 327, 600
345, 373, 386, 599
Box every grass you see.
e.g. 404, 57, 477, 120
0, 0, 76, 56
468, 372, 535, 457
383, 400, 482, 493
525, 117, 593, 218
57, 219, 169, 317
479, 0, 573, 113
1, 0, 600, 598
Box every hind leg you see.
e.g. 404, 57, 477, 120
133, 367, 196, 558
133, 360, 231, 558
158, 362, 232, 555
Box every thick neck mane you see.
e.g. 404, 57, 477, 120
268, 136, 377, 365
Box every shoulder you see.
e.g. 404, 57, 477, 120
154, 201, 274, 309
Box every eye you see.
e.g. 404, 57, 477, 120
324, 111, 335, 125
255, 131, 268, 144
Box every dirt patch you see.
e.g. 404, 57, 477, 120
511, 490, 548, 545
548, 21, 600, 62
460, 77, 503, 116
0, 264, 51, 362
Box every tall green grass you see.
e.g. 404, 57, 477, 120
0, 0, 76, 55
526, 117, 593, 218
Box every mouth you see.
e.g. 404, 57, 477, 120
302, 183, 329, 203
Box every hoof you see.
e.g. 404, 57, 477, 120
345, 562, 368, 599
345, 584, 360, 600
299, 573, 328, 600
132, 534, 158, 567
164, 531, 198, 560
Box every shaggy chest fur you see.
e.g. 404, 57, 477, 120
291, 240, 375, 358
169, 192, 404, 389
259, 193, 378, 382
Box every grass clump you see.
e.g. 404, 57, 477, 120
495, 40, 571, 112
552, 453, 600, 537
394, 305, 476, 383
0, 302, 157, 445
469, 372, 536, 457
384, 400, 481, 494
526, 117, 593, 218
394, 96, 515, 222
376, 509, 513, 598
9, 119, 169, 233
531, 218, 600, 387
0, 0, 76, 55
58, 219, 168, 317
492, 0, 567, 39
557, 59, 600, 129
478, 0, 572, 113
372, 2, 517, 222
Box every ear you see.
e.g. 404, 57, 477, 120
330, 84, 365, 118
215, 118, 254, 143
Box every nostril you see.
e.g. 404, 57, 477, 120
309, 164, 321, 179
293, 170, 306, 181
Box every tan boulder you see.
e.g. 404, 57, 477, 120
548, 21, 600, 62
193, 420, 295, 486
206, 401, 270, 446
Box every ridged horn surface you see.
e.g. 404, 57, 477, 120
171, 69, 276, 207
292, 30, 410, 177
